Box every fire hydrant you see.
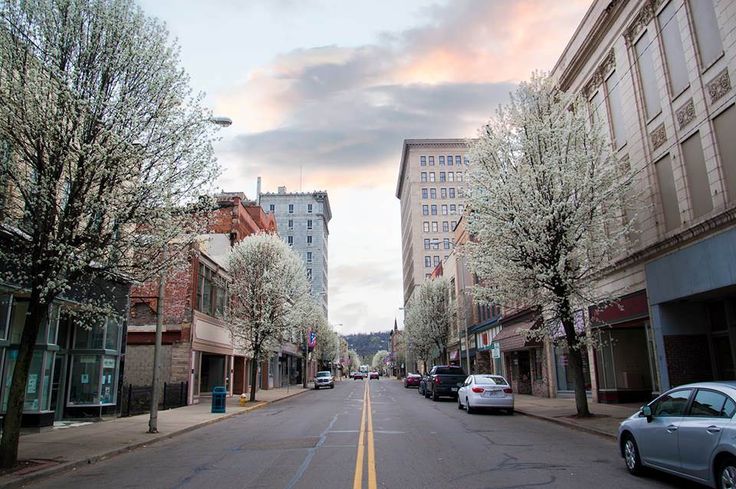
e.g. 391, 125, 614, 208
239, 393, 247, 406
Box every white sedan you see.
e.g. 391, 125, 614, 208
457, 374, 514, 414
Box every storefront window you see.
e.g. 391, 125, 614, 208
554, 345, 591, 392
74, 323, 105, 349
595, 328, 652, 392
100, 356, 117, 404
0, 349, 53, 412
104, 318, 120, 351
0, 294, 11, 340
68, 354, 101, 405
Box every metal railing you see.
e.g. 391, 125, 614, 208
121, 381, 188, 417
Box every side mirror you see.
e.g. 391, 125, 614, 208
641, 405, 653, 422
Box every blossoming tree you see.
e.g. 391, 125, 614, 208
466, 75, 637, 417
404, 278, 455, 371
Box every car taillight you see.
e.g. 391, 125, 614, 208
471, 387, 484, 393
434, 377, 441, 384
503, 388, 513, 394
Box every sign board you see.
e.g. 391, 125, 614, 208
491, 342, 501, 359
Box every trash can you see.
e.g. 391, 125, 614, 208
211, 386, 227, 413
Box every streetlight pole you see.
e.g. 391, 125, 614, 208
148, 115, 232, 434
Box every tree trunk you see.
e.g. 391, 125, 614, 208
249, 355, 259, 402
566, 344, 591, 417
148, 274, 166, 433
0, 294, 48, 468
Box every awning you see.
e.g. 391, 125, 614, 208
449, 350, 459, 361
494, 320, 538, 352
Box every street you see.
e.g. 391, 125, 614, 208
32, 379, 706, 489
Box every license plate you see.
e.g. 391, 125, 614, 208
451, 387, 458, 392
483, 390, 503, 398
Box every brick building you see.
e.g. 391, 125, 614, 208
125, 193, 280, 403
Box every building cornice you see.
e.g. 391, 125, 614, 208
395, 138, 473, 199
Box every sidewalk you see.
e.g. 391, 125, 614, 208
0, 384, 312, 488
514, 394, 642, 440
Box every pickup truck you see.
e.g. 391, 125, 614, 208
423, 365, 467, 401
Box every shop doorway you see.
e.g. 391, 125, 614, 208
200, 353, 225, 394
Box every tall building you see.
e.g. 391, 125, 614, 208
259, 187, 332, 316
544, 0, 736, 401
395, 139, 470, 304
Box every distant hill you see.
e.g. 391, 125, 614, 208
345, 332, 391, 361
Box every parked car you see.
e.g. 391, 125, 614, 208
353, 371, 365, 380
424, 365, 467, 401
618, 381, 736, 488
404, 373, 421, 388
369, 371, 379, 380
457, 374, 514, 414
314, 371, 334, 389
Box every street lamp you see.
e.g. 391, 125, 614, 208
148, 114, 232, 434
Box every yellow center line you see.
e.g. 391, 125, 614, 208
352, 381, 367, 489
366, 381, 377, 489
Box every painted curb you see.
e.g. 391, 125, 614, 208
0, 388, 310, 488
514, 409, 617, 441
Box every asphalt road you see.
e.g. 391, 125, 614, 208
32, 379, 707, 489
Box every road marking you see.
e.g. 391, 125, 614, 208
366, 381, 377, 489
352, 381, 367, 489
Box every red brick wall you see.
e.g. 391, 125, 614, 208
129, 264, 194, 330
664, 334, 713, 387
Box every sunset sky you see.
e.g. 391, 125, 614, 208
138, 0, 591, 335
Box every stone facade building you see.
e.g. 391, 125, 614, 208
259, 187, 332, 318
551, 0, 736, 402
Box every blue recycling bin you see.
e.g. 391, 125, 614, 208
211, 386, 227, 413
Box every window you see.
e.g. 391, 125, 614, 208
449, 188, 455, 198
269, 204, 275, 212
431, 221, 438, 232
287, 235, 293, 246
439, 156, 445, 166
635, 31, 661, 119
458, 204, 464, 214
423, 221, 430, 233
306, 252, 313, 263
455, 155, 461, 166
681, 132, 713, 218
441, 172, 448, 182
689, 0, 723, 68
307, 204, 313, 213
429, 156, 435, 166
432, 240, 440, 250
288, 219, 293, 230
451, 220, 457, 229
196, 264, 227, 317
688, 390, 732, 417
464, 157, 469, 165
306, 235, 313, 246
651, 389, 693, 416
658, 1, 689, 95
431, 204, 437, 215
430, 188, 436, 199
457, 172, 463, 182
422, 188, 428, 199
422, 205, 429, 216
441, 204, 448, 215
421, 172, 427, 182
450, 204, 457, 214
433, 256, 440, 266
424, 239, 430, 250
655, 155, 681, 231
457, 187, 463, 198
443, 221, 449, 232
424, 256, 431, 268
288, 204, 294, 214
440, 188, 447, 199
447, 155, 454, 166
448, 172, 454, 182
420, 156, 427, 166
429, 172, 435, 182
306, 268, 312, 281
307, 219, 313, 230
443, 238, 450, 250
606, 71, 626, 148
713, 105, 736, 202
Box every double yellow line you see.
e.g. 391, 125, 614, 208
353, 380, 377, 489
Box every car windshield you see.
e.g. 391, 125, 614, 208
316, 372, 331, 377
475, 375, 507, 385
436, 367, 466, 375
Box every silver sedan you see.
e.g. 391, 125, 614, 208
457, 374, 514, 414
618, 381, 736, 488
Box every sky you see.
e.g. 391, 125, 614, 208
137, 0, 590, 335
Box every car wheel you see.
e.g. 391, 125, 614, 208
717, 456, 736, 489
622, 434, 643, 476
466, 397, 474, 414
314, 386, 319, 390
432, 390, 438, 402
424, 389, 430, 398
457, 397, 463, 410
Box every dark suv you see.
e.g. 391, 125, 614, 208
423, 365, 467, 401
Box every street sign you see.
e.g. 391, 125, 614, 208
491, 342, 500, 359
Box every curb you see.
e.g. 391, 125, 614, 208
514, 408, 617, 441
0, 388, 309, 488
